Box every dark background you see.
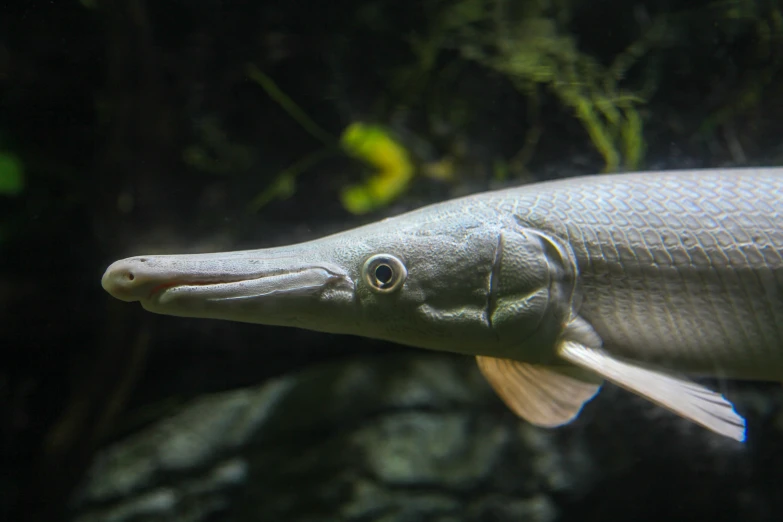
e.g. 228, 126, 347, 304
3, 1, 783, 521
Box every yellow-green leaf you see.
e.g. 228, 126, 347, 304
0, 152, 24, 196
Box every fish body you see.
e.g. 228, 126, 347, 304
102, 167, 783, 441
497, 171, 783, 379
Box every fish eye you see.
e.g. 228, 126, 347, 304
362, 254, 407, 293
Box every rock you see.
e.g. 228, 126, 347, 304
69, 353, 783, 522
70, 355, 573, 522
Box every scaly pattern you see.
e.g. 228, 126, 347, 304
485, 170, 783, 377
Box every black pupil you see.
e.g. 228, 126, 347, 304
374, 264, 393, 285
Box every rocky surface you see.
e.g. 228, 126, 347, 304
69, 353, 783, 522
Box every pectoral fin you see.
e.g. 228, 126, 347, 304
476, 355, 602, 427
558, 340, 747, 442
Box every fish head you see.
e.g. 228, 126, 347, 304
101, 209, 576, 356
341, 211, 579, 356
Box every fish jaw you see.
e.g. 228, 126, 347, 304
101, 250, 356, 329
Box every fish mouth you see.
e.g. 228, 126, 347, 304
150, 268, 352, 305
101, 254, 354, 306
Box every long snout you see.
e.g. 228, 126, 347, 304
101, 251, 354, 306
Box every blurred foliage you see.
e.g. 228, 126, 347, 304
177, 0, 783, 216
246, 145, 339, 213
245, 65, 334, 146
244, 65, 415, 215
0, 150, 24, 196
381, 0, 783, 176
244, 64, 340, 213
401, 0, 660, 173
339, 122, 414, 214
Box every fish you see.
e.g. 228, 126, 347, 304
101, 167, 783, 442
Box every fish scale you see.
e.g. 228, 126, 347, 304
502, 171, 783, 376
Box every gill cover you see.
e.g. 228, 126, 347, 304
487, 225, 580, 363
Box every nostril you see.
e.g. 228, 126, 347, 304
101, 262, 144, 301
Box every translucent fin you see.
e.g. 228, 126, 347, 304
558, 340, 747, 442
476, 355, 602, 427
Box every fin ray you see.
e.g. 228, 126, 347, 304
558, 340, 746, 442
476, 355, 602, 428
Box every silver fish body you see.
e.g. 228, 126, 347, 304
488, 170, 783, 379
102, 167, 783, 441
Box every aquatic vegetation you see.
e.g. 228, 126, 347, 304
339, 123, 414, 214
0, 149, 24, 242
244, 65, 339, 212
195, 0, 783, 215
245, 65, 415, 215
0, 150, 24, 196
410, 0, 659, 172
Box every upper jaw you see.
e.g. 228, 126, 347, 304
151, 266, 354, 306
101, 253, 354, 304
